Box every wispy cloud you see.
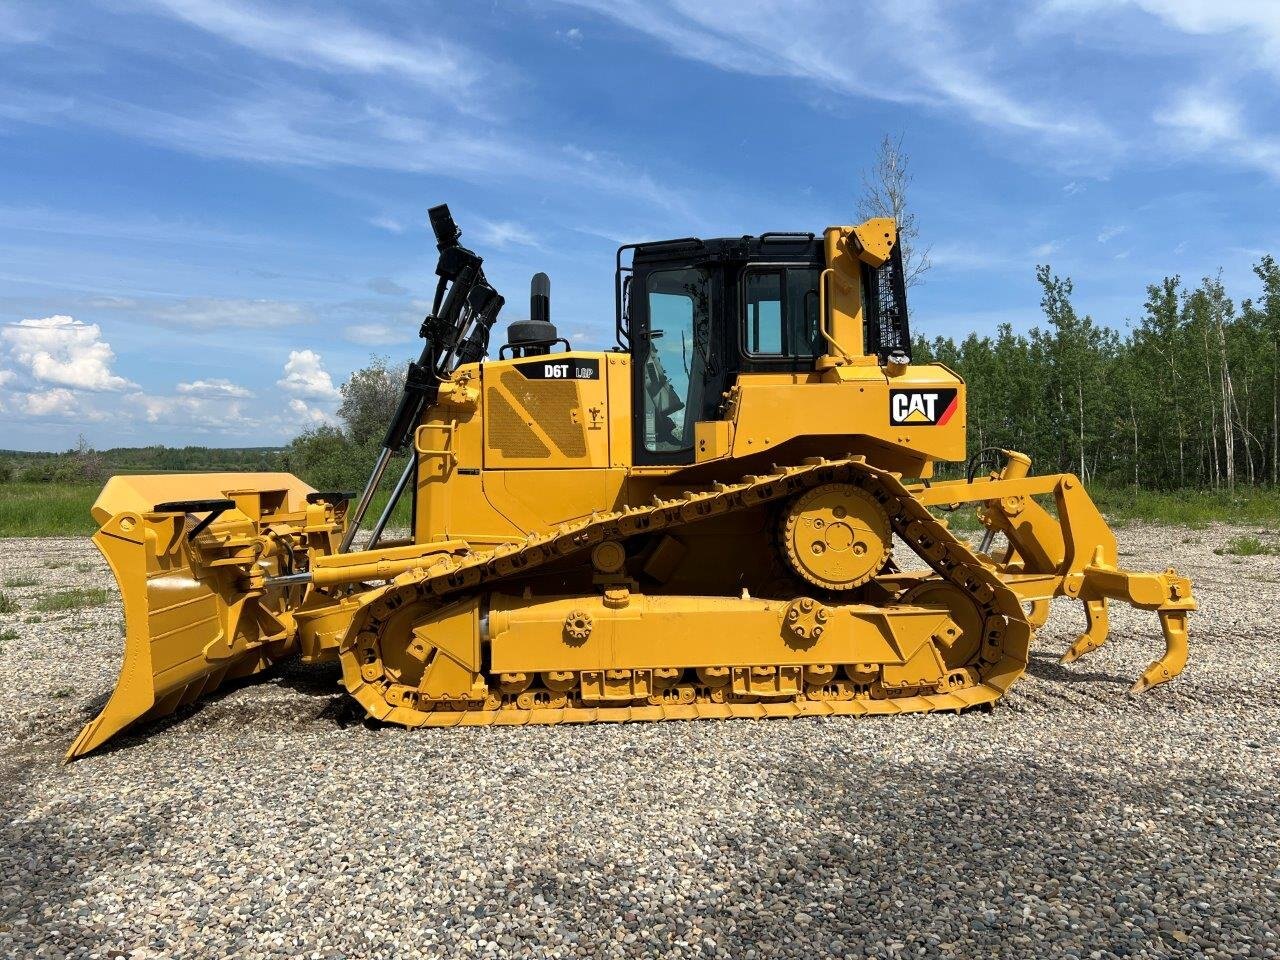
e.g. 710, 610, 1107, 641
0, 5, 50, 45
344, 323, 412, 346
1054, 1, 1280, 68
34, 86, 695, 221
176, 377, 254, 398
1097, 224, 1126, 243
367, 276, 410, 297
1156, 89, 1280, 179
138, 0, 481, 93
73, 89, 519, 177
149, 296, 311, 328
554, 0, 1106, 142
0, 205, 269, 248
556, 26, 584, 47
474, 219, 542, 250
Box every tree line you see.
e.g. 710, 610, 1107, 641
915, 258, 1280, 490
0, 440, 282, 484
8, 255, 1278, 496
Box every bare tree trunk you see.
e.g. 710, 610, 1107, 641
1216, 312, 1237, 491
1130, 398, 1139, 487
1168, 348, 1185, 485
1202, 322, 1220, 488
1077, 379, 1086, 481
1239, 374, 1255, 485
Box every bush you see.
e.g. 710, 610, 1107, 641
33, 588, 113, 613
1214, 535, 1280, 557
285, 426, 383, 491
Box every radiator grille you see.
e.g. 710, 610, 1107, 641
487, 388, 550, 459
499, 371, 587, 458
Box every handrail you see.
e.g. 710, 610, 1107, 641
817, 267, 851, 362
414, 420, 458, 471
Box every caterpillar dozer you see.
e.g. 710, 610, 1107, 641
67, 205, 1196, 760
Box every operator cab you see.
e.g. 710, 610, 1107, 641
616, 232, 911, 466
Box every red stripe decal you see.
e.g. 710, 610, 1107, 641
936, 395, 958, 426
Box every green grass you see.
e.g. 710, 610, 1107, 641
0, 480, 413, 537
0, 627, 16, 643
33, 587, 112, 613
1090, 486, 1280, 528
0, 482, 100, 537
930, 485, 1280, 531
3, 575, 37, 587
1214, 534, 1280, 557
0, 591, 16, 614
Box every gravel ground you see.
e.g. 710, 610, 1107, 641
1, 524, 1278, 960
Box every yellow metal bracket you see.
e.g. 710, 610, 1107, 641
906, 455, 1196, 694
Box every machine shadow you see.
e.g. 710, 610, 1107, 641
72, 658, 356, 761
1025, 650, 1129, 686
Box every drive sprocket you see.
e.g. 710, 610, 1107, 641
779, 483, 891, 591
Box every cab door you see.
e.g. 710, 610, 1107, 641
631, 264, 716, 466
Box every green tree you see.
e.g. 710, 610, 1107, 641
338, 356, 409, 448
285, 357, 410, 490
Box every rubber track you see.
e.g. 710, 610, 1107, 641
343, 457, 1033, 725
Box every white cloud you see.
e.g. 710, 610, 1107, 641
1155, 89, 1280, 179
141, 0, 481, 92
150, 297, 310, 328
369, 215, 406, 233
1062, 181, 1085, 196
0, 315, 135, 391
9, 387, 112, 422
1032, 241, 1060, 257
345, 323, 410, 346
20, 387, 76, 417
277, 348, 340, 399
176, 377, 254, 398
0, 368, 14, 388
130, 391, 254, 429
1097, 224, 1127, 243
287, 396, 335, 426
474, 219, 542, 251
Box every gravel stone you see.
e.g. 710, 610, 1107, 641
1, 525, 1278, 959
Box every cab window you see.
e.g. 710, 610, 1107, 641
742, 267, 822, 358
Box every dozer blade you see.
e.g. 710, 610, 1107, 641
67, 474, 321, 761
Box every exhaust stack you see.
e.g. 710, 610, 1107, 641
506, 272, 558, 356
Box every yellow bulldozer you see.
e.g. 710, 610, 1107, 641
68, 205, 1196, 760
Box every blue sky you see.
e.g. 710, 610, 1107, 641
1, 0, 1278, 450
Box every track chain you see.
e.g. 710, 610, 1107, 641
343, 457, 1034, 724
